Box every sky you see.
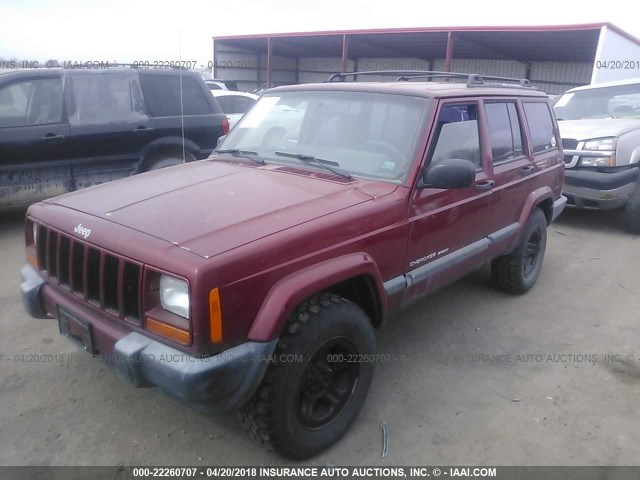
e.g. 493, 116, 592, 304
1, 0, 639, 64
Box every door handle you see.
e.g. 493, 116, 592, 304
42, 134, 64, 140
133, 126, 154, 132
475, 180, 495, 191
521, 165, 535, 176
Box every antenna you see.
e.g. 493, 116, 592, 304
179, 31, 186, 163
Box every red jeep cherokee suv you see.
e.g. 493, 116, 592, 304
21, 71, 566, 459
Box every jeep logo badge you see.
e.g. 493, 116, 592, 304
74, 223, 91, 239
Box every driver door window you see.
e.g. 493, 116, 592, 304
429, 104, 481, 169
0, 78, 63, 127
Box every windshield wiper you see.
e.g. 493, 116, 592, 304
274, 151, 352, 179
215, 148, 265, 164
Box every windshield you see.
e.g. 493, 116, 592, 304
218, 90, 429, 183
554, 83, 640, 120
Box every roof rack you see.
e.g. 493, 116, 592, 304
326, 70, 533, 88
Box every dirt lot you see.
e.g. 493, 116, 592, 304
1, 207, 639, 466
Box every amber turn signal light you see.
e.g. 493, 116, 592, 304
146, 317, 191, 345
209, 288, 223, 343
26, 246, 38, 269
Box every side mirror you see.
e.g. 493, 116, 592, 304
216, 135, 227, 149
422, 158, 476, 189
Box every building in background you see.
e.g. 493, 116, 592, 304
212, 23, 640, 93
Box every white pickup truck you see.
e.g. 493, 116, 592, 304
554, 78, 640, 232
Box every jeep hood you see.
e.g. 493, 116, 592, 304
557, 118, 640, 140
48, 160, 395, 258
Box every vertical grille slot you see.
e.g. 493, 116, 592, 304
48, 231, 58, 278
35, 223, 144, 325
104, 255, 119, 311
58, 236, 71, 286
87, 248, 101, 304
122, 262, 141, 321
71, 242, 85, 293
37, 227, 48, 271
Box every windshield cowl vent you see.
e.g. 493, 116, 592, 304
274, 166, 354, 183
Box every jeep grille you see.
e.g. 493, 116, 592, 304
36, 225, 142, 324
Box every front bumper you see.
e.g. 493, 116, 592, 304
20, 264, 277, 411
114, 333, 277, 411
20, 265, 49, 319
563, 167, 639, 210
551, 195, 568, 223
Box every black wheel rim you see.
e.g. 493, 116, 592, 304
523, 227, 542, 277
296, 337, 359, 430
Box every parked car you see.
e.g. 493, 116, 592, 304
209, 90, 258, 129
554, 78, 640, 232
205, 79, 239, 91
0, 68, 228, 208
21, 71, 565, 459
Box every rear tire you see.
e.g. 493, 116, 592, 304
623, 182, 640, 234
238, 293, 375, 459
144, 151, 195, 171
492, 208, 548, 294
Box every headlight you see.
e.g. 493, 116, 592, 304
580, 156, 616, 167
582, 137, 617, 151
159, 275, 189, 318
580, 137, 617, 167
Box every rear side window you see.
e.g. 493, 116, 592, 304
523, 102, 556, 153
485, 102, 524, 163
69, 73, 146, 125
0, 78, 63, 127
429, 104, 481, 168
140, 75, 216, 117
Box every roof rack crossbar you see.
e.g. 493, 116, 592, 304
327, 70, 422, 81
327, 70, 473, 82
326, 70, 533, 89
466, 74, 532, 88
396, 71, 473, 81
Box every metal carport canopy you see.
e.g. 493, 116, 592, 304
212, 23, 640, 87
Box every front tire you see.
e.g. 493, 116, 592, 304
239, 293, 375, 459
623, 182, 640, 234
492, 208, 548, 294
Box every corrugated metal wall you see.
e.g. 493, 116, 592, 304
529, 62, 592, 94
432, 59, 526, 78
258, 54, 297, 86
213, 45, 259, 92
298, 57, 354, 84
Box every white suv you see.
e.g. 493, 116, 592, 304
554, 78, 640, 232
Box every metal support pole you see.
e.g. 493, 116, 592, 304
341, 34, 349, 73
212, 39, 217, 79
267, 37, 273, 88
444, 32, 454, 80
